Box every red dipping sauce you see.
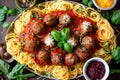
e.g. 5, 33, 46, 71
87, 61, 105, 80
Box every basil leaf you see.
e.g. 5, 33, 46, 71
51, 30, 61, 42
64, 42, 73, 52
82, 0, 89, 6
0, 71, 3, 76
0, 13, 5, 22
0, 5, 3, 8
102, 12, 111, 20
2, 6, 9, 12
61, 28, 70, 41
2, 22, 10, 29
7, 8, 19, 16
0, 9, 6, 15
88, 0, 93, 7
110, 69, 120, 75
0, 59, 11, 74
57, 41, 64, 48
7, 63, 26, 80
18, 73, 36, 78
112, 46, 120, 64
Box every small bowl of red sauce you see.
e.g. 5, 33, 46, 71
83, 57, 109, 80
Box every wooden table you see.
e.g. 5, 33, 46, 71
0, 0, 120, 80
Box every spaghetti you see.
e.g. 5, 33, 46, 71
5, 1, 116, 80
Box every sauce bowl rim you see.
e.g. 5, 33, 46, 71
83, 57, 110, 80
92, 0, 117, 10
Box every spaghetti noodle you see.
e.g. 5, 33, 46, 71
5, 1, 116, 80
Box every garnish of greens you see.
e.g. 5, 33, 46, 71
110, 46, 120, 75
0, 59, 36, 80
2, 22, 11, 29
102, 12, 111, 20
82, 0, 93, 7
111, 9, 120, 25
102, 9, 120, 25
51, 28, 73, 52
112, 46, 120, 64
0, 5, 21, 28
110, 69, 120, 75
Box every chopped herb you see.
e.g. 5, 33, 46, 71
31, 11, 42, 19
39, 6, 45, 10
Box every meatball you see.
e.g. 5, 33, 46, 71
51, 53, 64, 65
65, 53, 78, 66
80, 21, 93, 35
74, 48, 89, 61
67, 35, 78, 47
36, 50, 50, 65
31, 21, 45, 35
59, 14, 71, 25
56, 24, 65, 31
24, 36, 37, 53
81, 36, 94, 49
51, 48, 65, 65
44, 14, 58, 26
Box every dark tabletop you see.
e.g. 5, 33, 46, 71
0, 0, 120, 80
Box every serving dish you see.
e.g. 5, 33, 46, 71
15, 0, 37, 9
83, 57, 110, 80
5, 0, 116, 80
92, 0, 117, 10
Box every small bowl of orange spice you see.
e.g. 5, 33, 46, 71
92, 0, 117, 10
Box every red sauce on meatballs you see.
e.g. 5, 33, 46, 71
19, 10, 100, 66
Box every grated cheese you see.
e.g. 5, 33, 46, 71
44, 34, 55, 47
81, 21, 91, 34
67, 38, 77, 47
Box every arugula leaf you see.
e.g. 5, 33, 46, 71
0, 59, 11, 74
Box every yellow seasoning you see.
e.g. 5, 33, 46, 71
96, 0, 114, 8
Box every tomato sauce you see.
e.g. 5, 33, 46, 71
19, 9, 100, 66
